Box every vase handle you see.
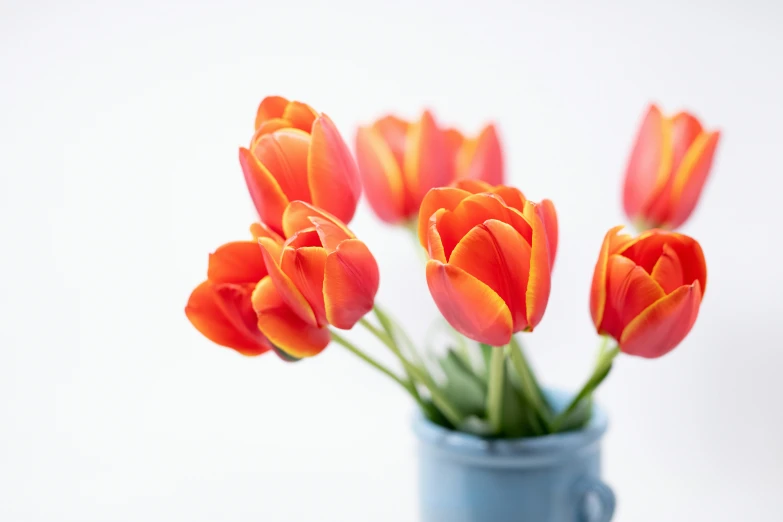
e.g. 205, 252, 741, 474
573, 476, 616, 522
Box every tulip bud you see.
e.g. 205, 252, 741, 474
418, 183, 557, 346
252, 202, 380, 359
239, 96, 361, 235
623, 104, 720, 230
590, 227, 707, 358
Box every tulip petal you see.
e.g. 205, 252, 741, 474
310, 217, 353, 253
670, 112, 704, 175
252, 277, 331, 359
250, 222, 284, 243
254, 96, 289, 130
207, 241, 267, 285
281, 246, 328, 327
426, 260, 512, 346
522, 201, 552, 330
258, 238, 316, 326
374, 115, 409, 169
668, 130, 720, 228
252, 129, 313, 204
239, 147, 290, 235
282, 201, 354, 241
459, 124, 503, 185
251, 118, 293, 144
590, 226, 627, 330
324, 239, 380, 329
282, 101, 318, 133
538, 199, 558, 268
186, 281, 272, 356
308, 115, 362, 224
619, 281, 702, 358
453, 179, 492, 194
403, 110, 450, 206
449, 220, 531, 332
284, 227, 322, 249
622, 105, 673, 219
355, 125, 407, 223
601, 255, 665, 339
426, 212, 448, 263
650, 244, 684, 294
417, 187, 472, 247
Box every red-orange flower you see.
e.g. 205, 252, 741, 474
417, 183, 557, 346
239, 96, 361, 235
623, 104, 721, 229
185, 223, 283, 356
252, 202, 380, 359
355, 111, 503, 224
590, 227, 707, 358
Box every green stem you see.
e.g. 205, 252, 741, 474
509, 337, 552, 432
329, 329, 409, 392
486, 346, 507, 435
359, 317, 465, 427
551, 344, 620, 432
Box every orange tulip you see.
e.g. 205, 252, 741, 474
623, 104, 721, 229
239, 96, 362, 235
355, 111, 503, 224
590, 227, 707, 358
185, 223, 284, 356
252, 202, 380, 359
417, 183, 557, 346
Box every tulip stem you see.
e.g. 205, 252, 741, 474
329, 329, 410, 392
486, 346, 507, 435
551, 343, 620, 432
509, 337, 552, 431
358, 317, 465, 428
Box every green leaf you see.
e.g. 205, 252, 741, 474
479, 343, 493, 382
551, 349, 617, 433
501, 360, 530, 437
555, 397, 593, 432
439, 349, 486, 416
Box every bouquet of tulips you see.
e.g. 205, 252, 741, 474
186, 97, 719, 437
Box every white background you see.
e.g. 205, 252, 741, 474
2, 1, 781, 520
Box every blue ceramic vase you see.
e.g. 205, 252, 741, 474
413, 390, 615, 522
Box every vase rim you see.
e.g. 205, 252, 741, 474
412, 388, 608, 467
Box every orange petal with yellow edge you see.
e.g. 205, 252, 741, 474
668, 130, 720, 228
324, 239, 380, 329
280, 246, 328, 327
258, 238, 316, 326
622, 105, 671, 218
282, 201, 354, 240
250, 222, 284, 243
186, 281, 272, 356
374, 115, 409, 169
538, 199, 558, 268
403, 111, 449, 207
522, 201, 552, 329
590, 226, 626, 330
417, 187, 471, 247
619, 281, 702, 358
670, 112, 704, 175
239, 147, 289, 235
207, 241, 267, 285
282, 101, 318, 133
308, 115, 362, 224
650, 244, 684, 294
426, 260, 513, 346
251, 118, 293, 144
252, 277, 331, 359
254, 96, 289, 130
355, 125, 407, 223
461, 124, 503, 185
449, 220, 531, 332
426, 212, 448, 263
252, 129, 312, 204
602, 255, 665, 338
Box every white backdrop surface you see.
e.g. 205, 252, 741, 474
1, 1, 781, 520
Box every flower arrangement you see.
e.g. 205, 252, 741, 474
186, 97, 719, 437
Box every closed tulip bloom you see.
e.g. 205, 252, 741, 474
252, 202, 380, 359
623, 104, 721, 230
355, 111, 503, 224
239, 96, 361, 235
185, 223, 284, 356
417, 184, 557, 346
590, 227, 707, 358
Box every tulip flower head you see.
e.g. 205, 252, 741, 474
418, 183, 557, 346
239, 96, 362, 235
355, 111, 503, 224
185, 223, 283, 356
252, 202, 381, 360
590, 227, 707, 358
623, 104, 720, 230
